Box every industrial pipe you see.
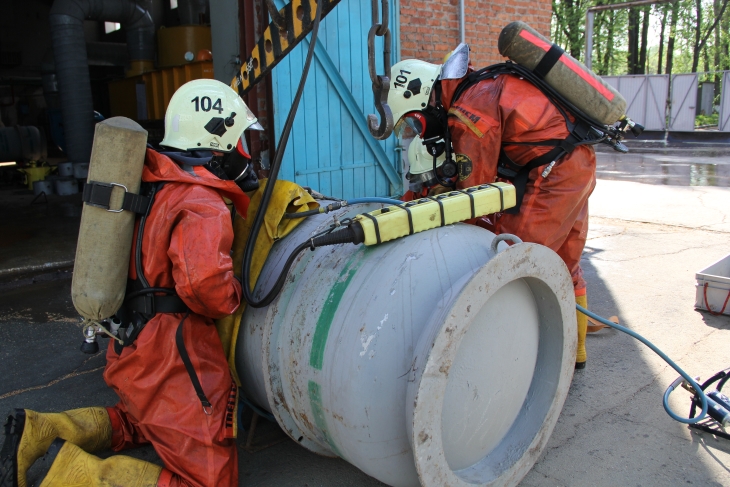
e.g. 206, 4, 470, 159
0, 127, 46, 163
237, 204, 577, 487
49, 0, 154, 166
458, 0, 465, 44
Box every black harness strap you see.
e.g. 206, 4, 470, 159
456, 190, 476, 219
427, 197, 446, 226
83, 181, 151, 214
395, 204, 415, 235
362, 212, 381, 244
533, 44, 565, 79
449, 62, 601, 214
126, 294, 190, 315
175, 312, 213, 414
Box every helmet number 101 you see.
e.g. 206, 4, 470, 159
191, 96, 223, 114
393, 70, 411, 89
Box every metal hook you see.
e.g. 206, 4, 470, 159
490, 234, 523, 254
368, 76, 394, 140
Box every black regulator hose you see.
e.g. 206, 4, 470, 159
240, 0, 323, 308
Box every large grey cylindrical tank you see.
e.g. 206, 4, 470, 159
236, 204, 576, 487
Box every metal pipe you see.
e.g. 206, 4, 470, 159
241, 0, 263, 165
585, 10, 594, 70
49, 0, 154, 165
588, 0, 674, 12
458, 0, 465, 44
584, 0, 674, 69
0, 127, 45, 162
237, 203, 577, 487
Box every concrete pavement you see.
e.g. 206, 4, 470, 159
523, 180, 730, 486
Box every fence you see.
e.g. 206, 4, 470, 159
602, 72, 730, 132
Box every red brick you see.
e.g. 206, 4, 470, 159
400, 0, 551, 65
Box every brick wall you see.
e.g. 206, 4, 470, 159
399, 0, 552, 67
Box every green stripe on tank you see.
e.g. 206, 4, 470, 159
308, 380, 344, 458
309, 251, 364, 370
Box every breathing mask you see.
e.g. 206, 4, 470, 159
205, 135, 260, 192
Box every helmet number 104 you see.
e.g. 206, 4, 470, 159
191, 96, 223, 114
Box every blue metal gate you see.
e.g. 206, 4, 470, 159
271, 0, 402, 198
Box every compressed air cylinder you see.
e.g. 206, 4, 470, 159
71, 118, 148, 322
498, 21, 626, 125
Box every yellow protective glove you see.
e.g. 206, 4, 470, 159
216, 180, 318, 385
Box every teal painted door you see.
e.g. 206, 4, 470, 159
271, 0, 402, 198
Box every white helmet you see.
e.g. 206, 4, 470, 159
160, 79, 264, 154
387, 59, 441, 137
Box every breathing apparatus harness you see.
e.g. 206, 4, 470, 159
89, 174, 208, 413
412, 60, 643, 210
86, 149, 259, 413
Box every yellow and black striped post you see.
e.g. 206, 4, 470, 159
231, 0, 342, 96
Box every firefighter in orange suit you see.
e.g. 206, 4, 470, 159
1, 79, 262, 487
392, 45, 594, 369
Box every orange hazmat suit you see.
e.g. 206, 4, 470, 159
439, 73, 596, 296
103, 149, 249, 487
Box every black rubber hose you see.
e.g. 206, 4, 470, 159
246, 225, 364, 305
284, 208, 322, 219
246, 241, 313, 307
241, 0, 323, 308
311, 225, 364, 247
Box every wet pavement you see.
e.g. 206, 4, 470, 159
595, 145, 730, 187
0, 186, 80, 277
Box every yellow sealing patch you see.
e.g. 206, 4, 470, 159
354, 183, 516, 246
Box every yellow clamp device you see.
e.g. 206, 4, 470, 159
353, 183, 516, 246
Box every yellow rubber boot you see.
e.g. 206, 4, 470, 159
39, 439, 161, 487
3, 408, 111, 487
575, 294, 588, 369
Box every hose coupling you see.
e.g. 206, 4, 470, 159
310, 223, 365, 248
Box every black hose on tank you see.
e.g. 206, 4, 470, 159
310, 224, 364, 247
248, 224, 364, 305
240, 0, 323, 308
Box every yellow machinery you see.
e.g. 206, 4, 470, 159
108, 26, 213, 122
108, 61, 214, 121
17, 162, 53, 190
157, 26, 212, 68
